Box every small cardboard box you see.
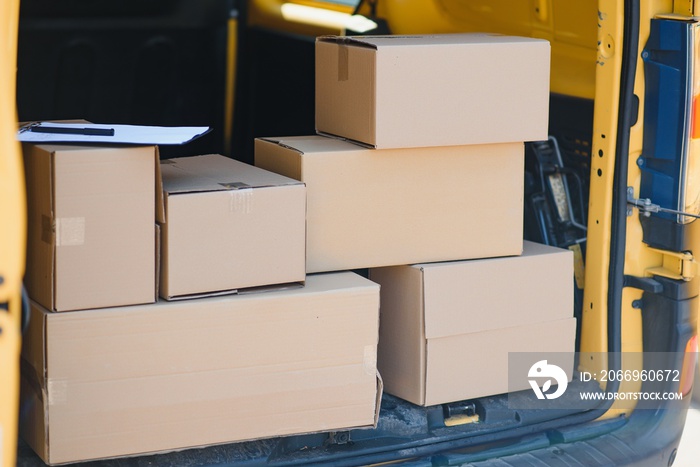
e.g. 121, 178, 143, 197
20, 272, 381, 465
315, 34, 550, 148
23, 144, 158, 311
255, 135, 524, 273
159, 154, 306, 299
369, 241, 576, 406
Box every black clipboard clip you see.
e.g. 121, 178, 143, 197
19, 122, 115, 136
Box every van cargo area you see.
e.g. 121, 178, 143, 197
8, 1, 697, 466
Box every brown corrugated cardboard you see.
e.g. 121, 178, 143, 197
315, 34, 550, 148
370, 241, 576, 406
159, 154, 306, 299
20, 272, 381, 465
255, 135, 524, 273
419, 241, 573, 337
423, 319, 576, 406
23, 144, 157, 311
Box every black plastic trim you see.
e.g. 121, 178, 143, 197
640, 215, 700, 252
606, 0, 640, 394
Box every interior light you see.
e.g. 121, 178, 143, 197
280, 3, 378, 33
345, 14, 379, 34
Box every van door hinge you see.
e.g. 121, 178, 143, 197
646, 247, 697, 281
626, 187, 700, 219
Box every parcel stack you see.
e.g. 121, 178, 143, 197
255, 34, 577, 406
20, 146, 382, 464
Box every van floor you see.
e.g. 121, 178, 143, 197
15, 378, 606, 466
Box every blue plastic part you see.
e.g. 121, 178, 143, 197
640, 19, 694, 220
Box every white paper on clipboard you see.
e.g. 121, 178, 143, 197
17, 122, 211, 145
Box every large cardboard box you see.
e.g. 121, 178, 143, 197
23, 144, 158, 311
20, 272, 381, 465
369, 241, 576, 406
315, 34, 550, 148
159, 154, 306, 299
255, 135, 524, 273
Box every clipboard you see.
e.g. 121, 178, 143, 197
18, 122, 211, 145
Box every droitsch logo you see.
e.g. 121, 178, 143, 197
528, 360, 568, 400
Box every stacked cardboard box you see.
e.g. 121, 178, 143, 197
255, 137, 524, 273
21, 273, 380, 465
256, 33, 576, 406
158, 154, 306, 299
314, 34, 551, 149
20, 148, 382, 464
22, 143, 159, 311
370, 241, 575, 405
20, 32, 579, 464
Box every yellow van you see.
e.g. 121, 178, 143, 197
3, 0, 699, 465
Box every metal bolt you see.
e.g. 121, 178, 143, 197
329, 431, 350, 445
637, 157, 645, 167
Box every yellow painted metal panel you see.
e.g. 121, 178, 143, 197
0, 0, 24, 465
578, 0, 625, 378
673, 0, 699, 16
377, 0, 597, 98
581, 0, 686, 419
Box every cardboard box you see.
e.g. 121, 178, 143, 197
369, 241, 576, 406
159, 154, 306, 299
23, 144, 158, 311
315, 34, 550, 148
255, 135, 524, 273
20, 272, 381, 465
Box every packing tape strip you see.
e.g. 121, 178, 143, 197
363, 345, 377, 376
20, 358, 45, 403
55, 217, 85, 246
47, 380, 68, 406
338, 44, 349, 82
228, 189, 253, 214
41, 214, 53, 244
219, 181, 250, 189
